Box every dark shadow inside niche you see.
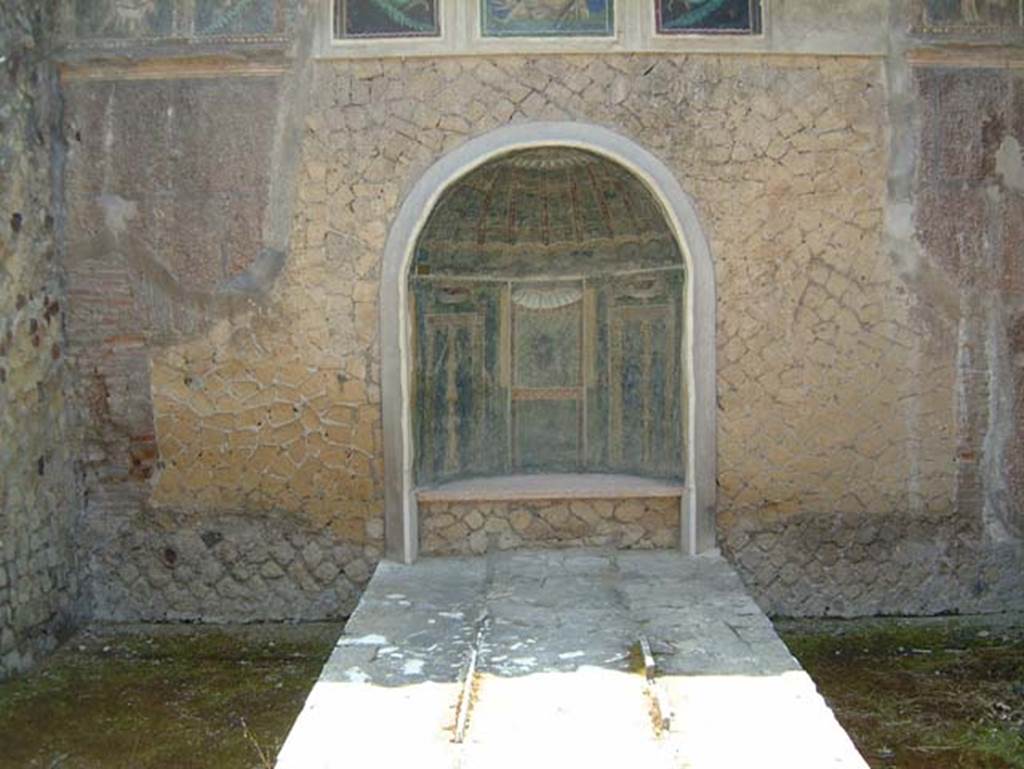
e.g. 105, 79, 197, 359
410, 147, 686, 487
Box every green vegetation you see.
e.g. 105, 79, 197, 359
0, 623, 341, 769
1, 616, 1021, 769
777, 615, 1024, 769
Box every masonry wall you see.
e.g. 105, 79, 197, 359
723, 5, 1024, 616
62, 70, 376, 622
419, 497, 681, 556
59, 2, 374, 623
0, 0, 83, 679
53, 0, 1024, 623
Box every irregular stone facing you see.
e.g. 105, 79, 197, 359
148, 327, 383, 542
301, 52, 942, 523
87, 511, 372, 622
57, 44, 1022, 621
0, 0, 84, 679
146, 52, 905, 531
59, 45, 388, 621
722, 512, 1024, 618
419, 497, 679, 556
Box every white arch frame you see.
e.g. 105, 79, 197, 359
380, 122, 716, 563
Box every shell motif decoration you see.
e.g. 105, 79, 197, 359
512, 285, 583, 310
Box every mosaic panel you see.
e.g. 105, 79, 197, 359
195, 0, 284, 37
921, 0, 1023, 30
655, 0, 760, 34
63, 0, 292, 41
335, 0, 440, 38
69, 0, 175, 39
481, 0, 614, 37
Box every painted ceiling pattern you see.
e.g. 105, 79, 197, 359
414, 148, 681, 278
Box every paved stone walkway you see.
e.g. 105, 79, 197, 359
276, 550, 868, 769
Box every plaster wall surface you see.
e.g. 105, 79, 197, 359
70, 50, 946, 617
48, 0, 1024, 625
0, 0, 83, 679
62, 58, 375, 622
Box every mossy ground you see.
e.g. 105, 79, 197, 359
0, 622, 342, 769
776, 614, 1024, 769
2, 616, 1022, 768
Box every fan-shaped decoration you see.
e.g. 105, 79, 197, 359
500, 148, 600, 171
512, 284, 583, 310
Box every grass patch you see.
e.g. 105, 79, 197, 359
776, 615, 1024, 769
3, 614, 1022, 768
0, 622, 342, 769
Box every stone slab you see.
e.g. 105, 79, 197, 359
276, 549, 868, 769
415, 473, 685, 502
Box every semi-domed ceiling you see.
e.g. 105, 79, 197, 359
414, 148, 682, 278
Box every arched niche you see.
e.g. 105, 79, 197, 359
380, 123, 716, 563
